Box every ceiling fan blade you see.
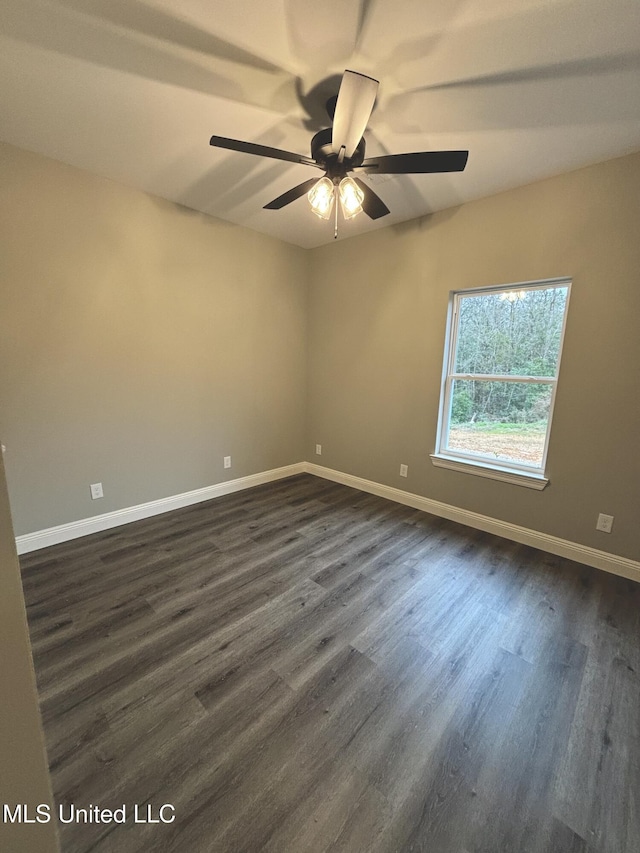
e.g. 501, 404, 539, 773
360, 150, 469, 174
331, 70, 379, 159
210, 135, 318, 167
352, 178, 390, 220
263, 178, 321, 210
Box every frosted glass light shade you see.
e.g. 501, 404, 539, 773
338, 176, 364, 219
308, 177, 335, 220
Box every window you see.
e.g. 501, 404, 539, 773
432, 278, 571, 489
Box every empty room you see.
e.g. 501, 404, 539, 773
1, 1, 639, 852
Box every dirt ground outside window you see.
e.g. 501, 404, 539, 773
448, 427, 545, 466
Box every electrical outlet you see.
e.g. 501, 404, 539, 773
90, 482, 103, 500
315, 444, 322, 456
596, 513, 614, 533
223, 456, 231, 469
399, 464, 408, 478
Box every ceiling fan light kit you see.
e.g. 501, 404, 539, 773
209, 70, 469, 237
308, 175, 364, 220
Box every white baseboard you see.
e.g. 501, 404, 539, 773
15, 463, 306, 555
16, 460, 640, 585
304, 463, 640, 584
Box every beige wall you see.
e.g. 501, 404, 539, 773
307, 152, 640, 561
0, 142, 308, 535
0, 450, 58, 852
1, 142, 639, 562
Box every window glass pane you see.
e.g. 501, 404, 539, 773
454, 285, 568, 377
446, 379, 552, 468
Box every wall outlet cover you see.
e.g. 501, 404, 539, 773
596, 513, 614, 533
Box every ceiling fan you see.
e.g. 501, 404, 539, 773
209, 70, 468, 235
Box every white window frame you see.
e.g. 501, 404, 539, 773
431, 277, 571, 490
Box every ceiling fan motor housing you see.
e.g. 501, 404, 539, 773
310, 128, 366, 179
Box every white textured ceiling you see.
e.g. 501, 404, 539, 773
1, 0, 640, 248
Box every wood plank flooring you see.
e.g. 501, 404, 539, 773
20, 474, 640, 853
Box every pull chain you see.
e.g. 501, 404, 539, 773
334, 193, 338, 240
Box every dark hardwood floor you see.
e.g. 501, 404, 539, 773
20, 474, 640, 853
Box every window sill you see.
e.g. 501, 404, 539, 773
430, 453, 549, 490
